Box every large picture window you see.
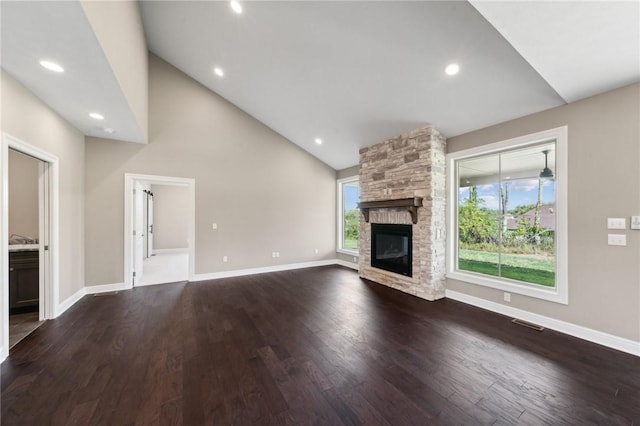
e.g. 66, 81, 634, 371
337, 177, 360, 254
447, 127, 567, 304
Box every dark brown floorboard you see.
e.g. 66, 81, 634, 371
2, 265, 639, 425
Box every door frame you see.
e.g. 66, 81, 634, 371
146, 190, 154, 257
124, 173, 195, 289
1, 133, 58, 361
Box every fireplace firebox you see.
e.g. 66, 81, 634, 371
371, 223, 412, 277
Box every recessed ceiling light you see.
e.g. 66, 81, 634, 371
39, 60, 64, 73
315, 138, 323, 145
445, 63, 460, 76
230, 0, 242, 14
89, 113, 104, 120
214, 67, 224, 77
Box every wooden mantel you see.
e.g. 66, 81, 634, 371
357, 197, 423, 224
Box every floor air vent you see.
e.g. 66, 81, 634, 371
93, 291, 119, 297
512, 318, 544, 331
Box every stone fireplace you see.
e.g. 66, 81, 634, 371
358, 126, 446, 301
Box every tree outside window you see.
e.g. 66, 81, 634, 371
338, 178, 360, 252
457, 142, 556, 287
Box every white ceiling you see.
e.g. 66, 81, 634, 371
471, 1, 640, 103
0, 1, 144, 143
140, 1, 567, 170
2, 1, 638, 170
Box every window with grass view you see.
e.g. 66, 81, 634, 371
456, 142, 557, 288
448, 127, 567, 303
338, 178, 360, 253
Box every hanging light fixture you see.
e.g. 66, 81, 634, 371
540, 149, 554, 178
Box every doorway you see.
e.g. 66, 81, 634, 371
124, 174, 195, 288
8, 149, 44, 348
1, 133, 58, 361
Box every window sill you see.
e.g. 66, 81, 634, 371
337, 248, 359, 256
446, 270, 567, 305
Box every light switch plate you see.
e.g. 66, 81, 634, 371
607, 218, 626, 229
608, 234, 627, 246
631, 216, 640, 230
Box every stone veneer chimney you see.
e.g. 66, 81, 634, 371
358, 126, 446, 301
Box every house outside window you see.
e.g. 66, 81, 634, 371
337, 177, 360, 254
447, 127, 568, 304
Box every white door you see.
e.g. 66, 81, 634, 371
147, 192, 154, 256
134, 183, 144, 284
38, 160, 50, 321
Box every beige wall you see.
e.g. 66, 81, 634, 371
337, 165, 359, 180
1, 71, 86, 303
150, 184, 189, 250
80, 0, 148, 142
446, 83, 640, 342
8, 149, 39, 239
84, 55, 336, 286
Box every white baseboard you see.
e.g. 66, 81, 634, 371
151, 248, 188, 255
192, 259, 343, 282
55, 287, 86, 317
133, 279, 187, 288
445, 289, 640, 357
334, 259, 359, 270
54, 283, 128, 318
84, 282, 128, 295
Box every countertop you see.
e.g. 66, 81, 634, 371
9, 244, 39, 252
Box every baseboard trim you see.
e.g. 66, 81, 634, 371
151, 248, 188, 255
445, 289, 640, 357
55, 287, 86, 317
85, 282, 128, 295
334, 259, 359, 270
193, 259, 344, 282
55, 283, 128, 318
133, 279, 187, 288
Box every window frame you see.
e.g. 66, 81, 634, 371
337, 176, 360, 255
446, 126, 568, 304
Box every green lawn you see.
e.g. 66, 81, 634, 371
459, 249, 555, 287
343, 238, 358, 250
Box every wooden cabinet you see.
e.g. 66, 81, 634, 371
9, 250, 39, 313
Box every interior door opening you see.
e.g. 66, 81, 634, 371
124, 174, 195, 289
2, 133, 58, 362
7, 149, 45, 349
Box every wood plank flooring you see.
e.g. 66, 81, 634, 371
2, 265, 639, 425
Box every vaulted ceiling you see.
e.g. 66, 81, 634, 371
2, 1, 638, 170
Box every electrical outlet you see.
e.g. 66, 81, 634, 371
276, 252, 280, 258
271, 252, 276, 258
223, 256, 228, 262
212, 223, 217, 230
503, 292, 511, 302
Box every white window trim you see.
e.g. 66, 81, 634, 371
337, 176, 359, 255
446, 126, 568, 304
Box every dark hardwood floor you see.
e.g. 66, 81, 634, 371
2, 265, 639, 425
